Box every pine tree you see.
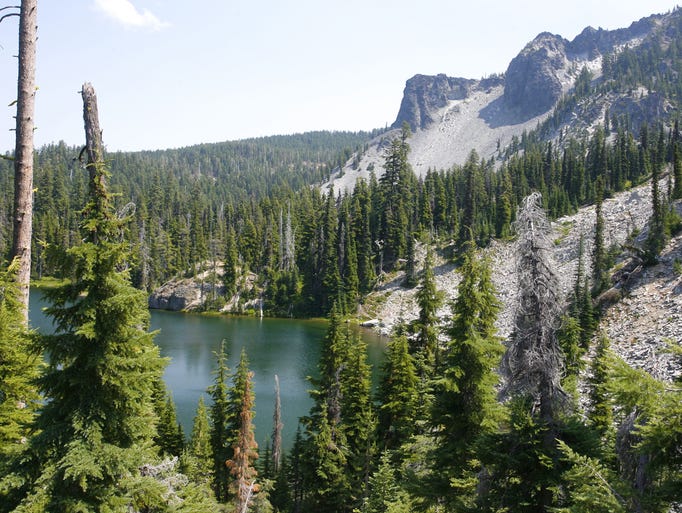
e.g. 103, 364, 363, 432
226, 349, 261, 513
13, 83, 167, 511
208, 341, 232, 502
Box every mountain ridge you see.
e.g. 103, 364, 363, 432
325, 8, 679, 192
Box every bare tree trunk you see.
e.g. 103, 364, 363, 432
81, 82, 108, 246
81, 83, 104, 182
271, 374, 283, 473
10, 0, 38, 323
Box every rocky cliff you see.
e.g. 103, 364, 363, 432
324, 9, 676, 192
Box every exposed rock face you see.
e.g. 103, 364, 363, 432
148, 279, 204, 311
392, 74, 478, 131
503, 32, 569, 117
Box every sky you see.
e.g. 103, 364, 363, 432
0, 0, 679, 152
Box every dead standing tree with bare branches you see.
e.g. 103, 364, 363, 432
503, 192, 566, 421
2, 0, 37, 323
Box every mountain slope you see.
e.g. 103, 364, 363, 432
326, 8, 680, 192
363, 177, 681, 383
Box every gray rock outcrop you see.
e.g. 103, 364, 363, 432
503, 32, 568, 117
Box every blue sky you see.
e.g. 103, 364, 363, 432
0, 0, 678, 152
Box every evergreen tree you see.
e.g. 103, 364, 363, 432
156, 391, 185, 457
430, 240, 503, 509
402, 234, 418, 288
359, 452, 411, 513
181, 396, 214, 487
673, 141, 682, 200
644, 148, 665, 264
592, 177, 609, 295
208, 341, 232, 502
223, 227, 239, 299
13, 84, 168, 511
0, 260, 39, 511
306, 413, 350, 513
340, 331, 375, 505
321, 189, 342, 314
352, 179, 376, 294
411, 247, 443, 370
587, 334, 614, 443
226, 349, 261, 513
376, 335, 418, 451
379, 123, 414, 267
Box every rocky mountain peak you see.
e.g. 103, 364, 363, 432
503, 32, 569, 117
391, 74, 480, 132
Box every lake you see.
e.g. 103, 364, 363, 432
28, 289, 386, 451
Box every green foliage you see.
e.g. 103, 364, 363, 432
357, 452, 411, 513
429, 241, 503, 509
208, 341, 231, 502
411, 247, 443, 369
302, 308, 376, 512
0, 260, 40, 511
155, 390, 185, 457
181, 396, 213, 487
607, 354, 682, 510
377, 335, 418, 451
9, 155, 178, 511
553, 440, 626, 513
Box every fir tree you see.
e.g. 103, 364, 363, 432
360, 452, 411, 513
411, 247, 443, 370
13, 84, 167, 511
181, 396, 214, 487
226, 349, 261, 513
376, 335, 418, 451
208, 341, 232, 502
592, 177, 609, 295
223, 227, 239, 299
587, 334, 614, 443
156, 391, 185, 457
673, 141, 682, 200
431, 240, 503, 509
402, 234, 418, 288
340, 331, 375, 505
0, 260, 39, 511
644, 150, 665, 264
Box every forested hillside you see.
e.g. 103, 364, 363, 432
1, 5, 682, 513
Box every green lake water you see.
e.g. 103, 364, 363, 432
28, 289, 386, 450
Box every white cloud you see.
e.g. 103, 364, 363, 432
94, 0, 169, 31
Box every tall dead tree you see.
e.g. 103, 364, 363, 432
271, 374, 283, 473
6, 0, 37, 322
502, 192, 565, 423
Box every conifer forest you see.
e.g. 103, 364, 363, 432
1, 2, 682, 513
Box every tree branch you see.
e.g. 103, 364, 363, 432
0, 12, 19, 23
